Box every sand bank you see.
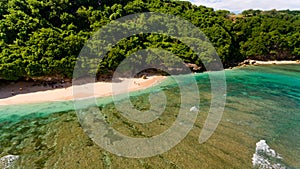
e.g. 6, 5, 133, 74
0, 76, 166, 106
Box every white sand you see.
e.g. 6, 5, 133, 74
253, 60, 300, 65
0, 76, 166, 106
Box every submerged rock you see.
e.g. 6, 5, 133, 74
0, 155, 19, 169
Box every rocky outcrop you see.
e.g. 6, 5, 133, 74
185, 63, 202, 71
238, 59, 256, 66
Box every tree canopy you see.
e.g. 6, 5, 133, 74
0, 0, 299, 80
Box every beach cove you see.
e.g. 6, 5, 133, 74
0, 60, 299, 106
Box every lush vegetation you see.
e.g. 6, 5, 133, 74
0, 0, 299, 80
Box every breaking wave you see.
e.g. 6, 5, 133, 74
252, 140, 286, 169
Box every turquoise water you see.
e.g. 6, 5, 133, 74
225, 65, 300, 168
0, 64, 299, 168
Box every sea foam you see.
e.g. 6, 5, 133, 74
252, 140, 286, 169
190, 106, 199, 112
0, 155, 19, 169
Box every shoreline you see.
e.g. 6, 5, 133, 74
0, 76, 166, 106
0, 59, 299, 106
253, 60, 300, 65
236, 59, 300, 67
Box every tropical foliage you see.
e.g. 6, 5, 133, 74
0, 0, 299, 80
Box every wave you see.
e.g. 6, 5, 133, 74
252, 140, 286, 169
0, 155, 19, 169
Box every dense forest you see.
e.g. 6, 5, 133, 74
0, 0, 299, 80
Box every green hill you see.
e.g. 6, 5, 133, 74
0, 0, 299, 80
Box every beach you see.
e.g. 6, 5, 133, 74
0, 75, 166, 106
253, 60, 300, 65
1, 59, 299, 106
238, 59, 300, 67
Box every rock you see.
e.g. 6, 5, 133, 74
239, 59, 253, 66
185, 63, 201, 71
249, 60, 256, 65
141, 75, 147, 79
243, 59, 250, 64
240, 59, 257, 66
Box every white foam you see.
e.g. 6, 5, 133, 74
0, 155, 19, 169
190, 106, 199, 112
252, 140, 285, 169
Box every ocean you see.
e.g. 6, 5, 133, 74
0, 64, 299, 168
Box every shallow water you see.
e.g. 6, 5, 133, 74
0, 65, 299, 168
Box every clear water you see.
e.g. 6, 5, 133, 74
0, 65, 299, 168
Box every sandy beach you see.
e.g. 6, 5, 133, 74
253, 60, 300, 65
1, 60, 298, 106
0, 76, 166, 106
235, 59, 300, 68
